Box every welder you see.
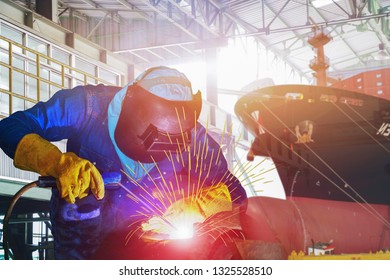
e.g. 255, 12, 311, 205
0, 66, 246, 259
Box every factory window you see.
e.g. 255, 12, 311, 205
99, 67, 120, 85
39, 67, 50, 101
26, 75, 38, 101
75, 57, 97, 84
52, 46, 71, 74
12, 96, 24, 113
50, 72, 68, 95
11, 54, 24, 72
0, 48, 8, 65
12, 68, 25, 97
0, 92, 8, 117
27, 36, 48, 64
0, 24, 23, 54
25, 100, 36, 110
0, 63, 9, 92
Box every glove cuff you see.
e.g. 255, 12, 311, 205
14, 133, 62, 176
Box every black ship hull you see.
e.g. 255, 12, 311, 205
235, 84, 390, 205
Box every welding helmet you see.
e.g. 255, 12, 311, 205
114, 66, 202, 163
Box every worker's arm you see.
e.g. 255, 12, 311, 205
0, 86, 104, 203
14, 133, 103, 203
185, 123, 247, 204
0, 86, 88, 158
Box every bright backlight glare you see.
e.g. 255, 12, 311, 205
312, 0, 341, 8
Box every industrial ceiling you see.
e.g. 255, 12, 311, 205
6, 0, 390, 83
6, 1, 390, 83
11, 0, 389, 84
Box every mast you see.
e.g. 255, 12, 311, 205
308, 26, 332, 86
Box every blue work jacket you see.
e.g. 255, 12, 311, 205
0, 84, 246, 259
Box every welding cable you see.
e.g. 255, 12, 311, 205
3, 180, 39, 260
2, 176, 55, 260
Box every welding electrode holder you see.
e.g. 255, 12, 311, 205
37, 176, 57, 188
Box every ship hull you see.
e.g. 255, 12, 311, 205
235, 84, 390, 205
241, 196, 390, 259
235, 84, 390, 258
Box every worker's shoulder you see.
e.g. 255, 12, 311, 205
54, 84, 121, 97
81, 84, 122, 114
83, 84, 122, 96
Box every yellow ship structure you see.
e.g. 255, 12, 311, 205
289, 250, 390, 260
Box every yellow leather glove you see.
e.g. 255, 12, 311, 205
14, 133, 104, 204
142, 183, 232, 235
165, 182, 232, 218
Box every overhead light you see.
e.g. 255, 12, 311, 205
374, 43, 390, 61
312, 0, 342, 8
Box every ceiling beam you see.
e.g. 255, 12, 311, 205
86, 12, 109, 39
80, 0, 99, 9
138, 0, 200, 40
116, 0, 154, 23
165, 0, 220, 36
114, 41, 196, 54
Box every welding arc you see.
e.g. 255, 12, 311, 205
116, 182, 177, 231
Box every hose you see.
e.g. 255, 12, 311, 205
3, 181, 38, 260
3, 176, 55, 260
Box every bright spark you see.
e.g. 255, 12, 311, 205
170, 224, 194, 239
141, 199, 205, 240
124, 114, 242, 244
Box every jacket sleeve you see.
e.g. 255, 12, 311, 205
0, 86, 88, 159
185, 123, 247, 203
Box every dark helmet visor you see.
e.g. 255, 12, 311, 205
115, 84, 202, 163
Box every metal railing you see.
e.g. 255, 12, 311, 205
0, 34, 120, 118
